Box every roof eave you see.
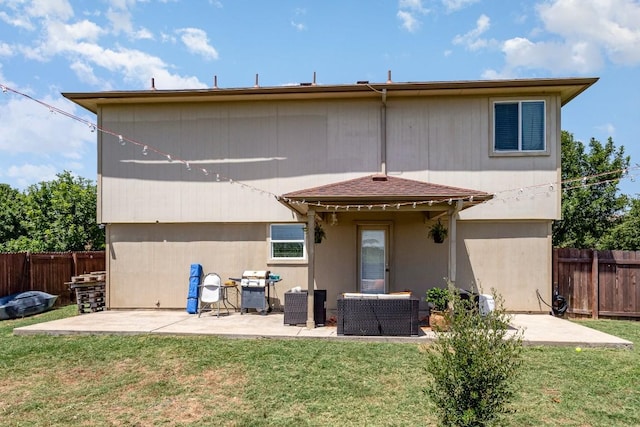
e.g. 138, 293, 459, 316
62, 77, 599, 114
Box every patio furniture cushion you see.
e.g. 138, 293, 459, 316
342, 292, 411, 299
337, 296, 420, 336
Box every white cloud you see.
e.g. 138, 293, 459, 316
26, 0, 74, 20
442, 0, 480, 12
69, 61, 103, 87
0, 10, 35, 30
0, 84, 99, 189
291, 8, 307, 31
105, 5, 152, 40
453, 14, 493, 51
177, 28, 219, 60
20, 19, 105, 61
10, 8, 206, 90
132, 27, 153, 40
291, 21, 306, 31
503, 37, 603, 74
538, 0, 640, 66
6, 164, 59, 189
487, 0, 640, 77
596, 122, 616, 136
0, 42, 13, 56
0, 95, 94, 157
397, 10, 421, 33
398, 0, 429, 33
106, 8, 134, 35
147, 67, 207, 90
400, 0, 428, 13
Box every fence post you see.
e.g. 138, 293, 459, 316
552, 248, 558, 293
591, 249, 599, 319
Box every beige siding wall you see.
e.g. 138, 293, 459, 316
100, 92, 560, 312
98, 95, 560, 224
107, 217, 551, 312
456, 221, 552, 312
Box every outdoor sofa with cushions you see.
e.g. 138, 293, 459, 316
337, 293, 420, 336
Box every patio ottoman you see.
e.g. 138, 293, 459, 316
284, 290, 327, 326
337, 294, 420, 336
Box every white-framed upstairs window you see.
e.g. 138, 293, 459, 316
270, 224, 306, 260
492, 100, 547, 155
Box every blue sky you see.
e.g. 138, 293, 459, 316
0, 0, 639, 195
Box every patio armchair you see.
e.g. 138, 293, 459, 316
284, 289, 327, 326
337, 293, 420, 336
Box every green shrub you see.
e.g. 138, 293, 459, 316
426, 287, 449, 312
423, 288, 523, 426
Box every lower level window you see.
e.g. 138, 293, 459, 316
270, 224, 305, 259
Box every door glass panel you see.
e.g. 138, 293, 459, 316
360, 229, 386, 294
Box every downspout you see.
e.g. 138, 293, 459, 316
306, 209, 316, 329
448, 200, 464, 287
381, 89, 387, 175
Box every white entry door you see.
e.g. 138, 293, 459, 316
358, 225, 390, 294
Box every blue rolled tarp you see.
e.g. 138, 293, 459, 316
186, 263, 203, 314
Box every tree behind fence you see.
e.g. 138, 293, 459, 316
0, 252, 105, 305
553, 248, 640, 320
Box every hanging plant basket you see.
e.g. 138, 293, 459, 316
314, 223, 326, 244
428, 219, 448, 244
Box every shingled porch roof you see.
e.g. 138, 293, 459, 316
280, 174, 493, 214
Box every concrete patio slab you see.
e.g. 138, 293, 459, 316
12, 310, 633, 348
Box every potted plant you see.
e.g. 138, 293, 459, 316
426, 287, 450, 330
314, 223, 326, 244
428, 219, 448, 244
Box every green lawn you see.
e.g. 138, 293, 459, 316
0, 307, 638, 426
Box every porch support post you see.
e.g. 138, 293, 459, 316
448, 200, 463, 287
306, 209, 316, 329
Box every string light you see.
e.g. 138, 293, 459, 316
118, 135, 125, 146
142, 145, 148, 155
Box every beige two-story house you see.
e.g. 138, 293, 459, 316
64, 77, 597, 316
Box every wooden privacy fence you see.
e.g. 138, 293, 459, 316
553, 248, 640, 319
0, 252, 105, 305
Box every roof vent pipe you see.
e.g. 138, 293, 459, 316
254, 73, 259, 88
213, 75, 218, 89
313, 71, 316, 86
387, 70, 392, 84
151, 77, 156, 90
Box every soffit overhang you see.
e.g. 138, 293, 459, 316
63, 77, 598, 114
